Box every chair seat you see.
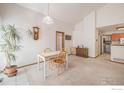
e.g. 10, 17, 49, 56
49, 51, 66, 70
53, 59, 65, 64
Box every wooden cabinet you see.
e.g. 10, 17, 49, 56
76, 48, 83, 57
76, 48, 88, 58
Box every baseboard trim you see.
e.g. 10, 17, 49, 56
0, 55, 72, 73
18, 60, 45, 69
109, 60, 124, 65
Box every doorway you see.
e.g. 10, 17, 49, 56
56, 31, 65, 51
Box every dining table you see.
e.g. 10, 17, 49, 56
37, 51, 68, 80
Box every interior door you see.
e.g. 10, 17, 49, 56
56, 31, 65, 51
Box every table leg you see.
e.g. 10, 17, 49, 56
37, 55, 46, 80
66, 54, 68, 69
43, 58, 46, 80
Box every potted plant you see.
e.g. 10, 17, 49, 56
0, 25, 21, 77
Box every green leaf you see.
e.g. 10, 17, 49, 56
9, 53, 16, 62
0, 24, 21, 65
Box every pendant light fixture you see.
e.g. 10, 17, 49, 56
43, 3, 54, 24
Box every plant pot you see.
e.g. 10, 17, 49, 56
4, 65, 17, 77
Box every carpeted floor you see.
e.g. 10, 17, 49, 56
0, 54, 124, 85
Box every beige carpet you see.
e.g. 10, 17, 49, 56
1, 54, 124, 85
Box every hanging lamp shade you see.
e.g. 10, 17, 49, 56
43, 16, 54, 24
43, 3, 54, 24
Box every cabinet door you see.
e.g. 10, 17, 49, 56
76, 48, 80, 56
76, 48, 83, 57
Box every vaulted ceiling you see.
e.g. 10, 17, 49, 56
18, 3, 106, 25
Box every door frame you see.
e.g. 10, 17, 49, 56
56, 31, 65, 51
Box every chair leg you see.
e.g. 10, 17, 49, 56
57, 64, 59, 75
49, 62, 52, 70
61, 64, 64, 73
63, 64, 65, 72
57, 64, 60, 75
58, 64, 63, 74
49, 61, 54, 70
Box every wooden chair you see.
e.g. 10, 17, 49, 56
51, 51, 66, 74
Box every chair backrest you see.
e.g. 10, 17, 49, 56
61, 48, 66, 52
44, 48, 52, 53
58, 51, 66, 62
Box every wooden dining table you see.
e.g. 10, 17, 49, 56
37, 51, 68, 80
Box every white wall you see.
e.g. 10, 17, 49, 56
73, 12, 96, 57
0, 4, 73, 68
97, 3, 124, 27
0, 17, 1, 24
0, 5, 1, 24
73, 3, 124, 58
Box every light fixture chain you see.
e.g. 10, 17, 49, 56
48, 3, 49, 16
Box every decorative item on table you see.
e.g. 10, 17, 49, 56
33, 27, 40, 40
77, 45, 80, 48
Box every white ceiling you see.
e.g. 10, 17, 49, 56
18, 3, 106, 25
